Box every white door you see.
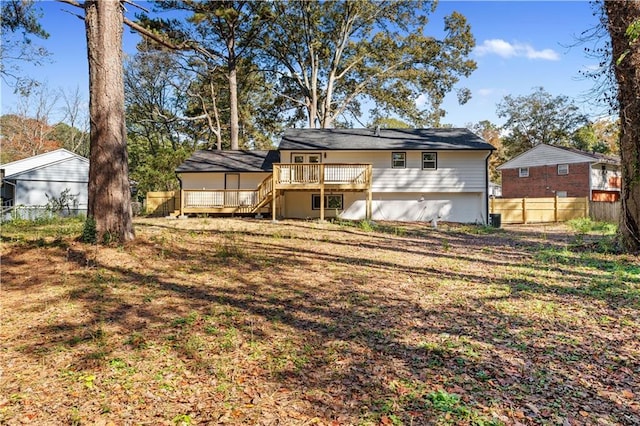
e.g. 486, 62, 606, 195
292, 153, 321, 182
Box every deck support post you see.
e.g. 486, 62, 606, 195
272, 174, 277, 221
320, 186, 325, 222
179, 189, 185, 217
319, 164, 325, 221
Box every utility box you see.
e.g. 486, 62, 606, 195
489, 213, 502, 228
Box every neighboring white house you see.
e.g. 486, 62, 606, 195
176, 128, 495, 224
1, 149, 89, 219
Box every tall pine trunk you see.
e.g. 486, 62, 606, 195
85, 0, 134, 243
229, 66, 239, 150
604, 1, 640, 252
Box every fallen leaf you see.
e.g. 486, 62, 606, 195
621, 390, 634, 399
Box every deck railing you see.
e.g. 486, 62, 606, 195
180, 163, 372, 214
183, 189, 257, 210
274, 163, 371, 186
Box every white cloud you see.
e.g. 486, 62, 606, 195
475, 39, 560, 61
415, 93, 429, 108
477, 88, 494, 97
476, 39, 517, 58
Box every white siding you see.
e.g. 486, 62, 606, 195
15, 180, 88, 208
14, 157, 89, 182
590, 163, 621, 191
280, 150, 488, 192
1, 149, 77, 177
498, 144, 595, 169
9, 157, 89, 208
180, 172, 269, 190
282, 191, 485, 223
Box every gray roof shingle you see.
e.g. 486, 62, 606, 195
278, 128, 495, 151
176, 150, 279, 173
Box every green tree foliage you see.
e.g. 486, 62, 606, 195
264, 0, 477, 128
138, 1, 272, 149
469, 120, 504, 183
570, 121, 619, 154
496, 87, 588, 158
603, 1, 640, 252
124, 47, 200, 196
51, 122, 90, 158
1, 0, 49, 93
369, 117, 412, 129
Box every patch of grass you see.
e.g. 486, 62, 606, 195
358, 219, 377, 232
1, 216, 84, 242
567, 217, 617, 235
427, 390, 503, 425
454, 224, 503, 235
171, 311, 200, 327
214, 234, 246, 259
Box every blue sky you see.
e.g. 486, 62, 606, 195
0, 1, 607, 128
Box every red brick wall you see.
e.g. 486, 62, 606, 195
501, 162, 591, 198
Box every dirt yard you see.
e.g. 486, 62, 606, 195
1, 217, 638, 425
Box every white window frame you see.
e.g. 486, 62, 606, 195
557, 164, 569, 175
392, 152, 406, 169
422, 152, 437, 170
519, 167, 529, 178
312, 194, 343, 210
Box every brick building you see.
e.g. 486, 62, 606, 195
497, 144, 621, 201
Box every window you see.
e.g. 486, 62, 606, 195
312, 194, 343, 210
422, 152, 437, 170
392, 152, 406, 168
557, 164, 569, 175
519, 167, 529, 178
556, 191, 567, 198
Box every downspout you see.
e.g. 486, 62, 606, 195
485, 150, 492, 225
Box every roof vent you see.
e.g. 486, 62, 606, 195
374, 125, 380, 137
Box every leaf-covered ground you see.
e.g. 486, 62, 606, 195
1, 217, 638, 425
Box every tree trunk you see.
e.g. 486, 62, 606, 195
85, 0, 134, 243
229, 66, 240, 150
604, 1, 640, 252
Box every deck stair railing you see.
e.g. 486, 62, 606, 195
180, 163, 371, 215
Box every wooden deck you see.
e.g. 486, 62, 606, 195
179, 163, 372, 219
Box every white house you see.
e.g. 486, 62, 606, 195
175, 128, 495, 224
1, 149, 89, 218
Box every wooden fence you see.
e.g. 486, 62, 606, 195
589, 201, 620, 222
145, 191, 179, 216
490, 197, 589, 224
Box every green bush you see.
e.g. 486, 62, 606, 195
81, 216, 97, 244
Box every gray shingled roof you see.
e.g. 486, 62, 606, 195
555, 145, 620, 165
278, 128, 495, 151
176, 150, 279, 173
